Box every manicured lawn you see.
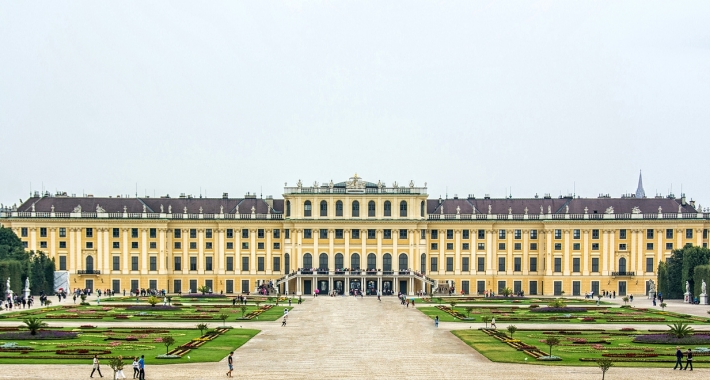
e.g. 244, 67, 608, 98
421, 297, 611, 305
419, 305, 707, 324
0, 304, 292, 322
452, 328, 710, 367
0, 326, 259, 364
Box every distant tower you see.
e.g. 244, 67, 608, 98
635, 171, 646, 198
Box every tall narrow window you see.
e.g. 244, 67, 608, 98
384, 201, 392, 217
351, 253, 360, 269
286, 201, 291, 217
420, 201, 425, 217
399, 201, 407, 217
319, 253, 328, 269
383, 253, 392, 271
304, 201, 312, 217
335, 201, 343, 216
368, 201, 376, 217
352, 201, 360, 217
398, 253, 408, 270
335, 253, 344, 269
303, 253, 312, 268
320, 200, 328, 217
367, 253, 376, 270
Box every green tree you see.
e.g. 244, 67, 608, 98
162, 336, 175, 354
660, 302, 667, 311
543, 337, 560, 357
464, 306, 474, 318
622, 296, 629, 305
667, 322, 693, 338
547, 298, 567, 308
22, 317, 47, 335
240, 305, 248, 317
147, 296, 160, 307
506, 325, 518, 339
219, 312, 229, 327
596, 358, 614, 380
196, 323, 208, 336
501, 287, 513, 297
198, 285, 211, 295
449, 301, 457, 309
481, 315, 491, 328
109, 356, 125, 380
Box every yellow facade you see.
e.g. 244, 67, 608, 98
1, 175, 707, 297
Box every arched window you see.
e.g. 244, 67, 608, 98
336, 201, 343, 217
319, 253, 328, 269
367, 253, 376, 270
351, 253, 360, 269
286, 201, 291, 217
420, 253, 426, 274
368, 201, 376, 217
352, 201, 360, 217
619, 257, 627, 273
303, 253, 312, 269
284, 253, 290, 273
320, 200, 328, 217
85, 256, 94, 272
400, 201, 407, 217
335, 253, 344, 269
383, 253, 392, 271
304, 201, 312, 217
420, 201, 425, 217
399, 253, 408, 270
384, 201, 392, 217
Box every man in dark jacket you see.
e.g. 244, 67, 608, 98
684, 348, 693, 370
673, 346, 683, 370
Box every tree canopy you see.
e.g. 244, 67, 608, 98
659, 244, 710, 299
0, 226, 55, 295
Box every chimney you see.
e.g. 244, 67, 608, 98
265, 196, 273, 209
681, 195, 687, 206
690, 200, 696, 208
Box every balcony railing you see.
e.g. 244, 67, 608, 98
611, 271, 635, 276
77, 270, 101, 275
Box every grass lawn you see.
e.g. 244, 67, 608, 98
421, 297, 612, 305
101, 295, 303, 304
0, 327, 259, 364
418, 305, 707, 324
452, 328, 710, 368
0, 304, 292, 322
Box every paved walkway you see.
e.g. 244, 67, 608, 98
2, 296, 706, 379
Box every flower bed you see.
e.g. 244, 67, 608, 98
633, 334, 710, 345
0, 330, 78, 340
529, 307, 587, 313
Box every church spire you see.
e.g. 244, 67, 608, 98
635, 171, 645, 198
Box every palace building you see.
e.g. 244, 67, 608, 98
1, 174, 707, 297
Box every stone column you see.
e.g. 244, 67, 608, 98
122, 228, 129, 272
376, 229, 383, 270
602, 230, 609, 275
217, 228, 225, 274
522, 230, 529, 275
103, 228, 110, 274
141, 228, 149, 274
266, 229, 272, 273
454, 229, 461, 274
630, 229, 637, 274
563, 229, 570, 275
582, 230, 590, 275
544, 230, 553, 276
506, 229, 513, 275
328, 229, 335, 270
96, 228, 103, 273
182, 229, 189, 275
392, 229, 399, 270
486, 229, 494, 274
197, 229, 204, 274
608, 230, 616, 274
250, 229, 256, 275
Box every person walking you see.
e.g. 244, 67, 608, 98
673, 346, 683, 370
138, 355, 145, 380
226, 351, 234, 377
684, 348, 693, 370
435, 315, 439, 328
132, 357, 139, 378
491, 317, 497, 329
282, 316, 287, 327
90, 354, 103, 378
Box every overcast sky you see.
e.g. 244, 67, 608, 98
1, 1, 709, 208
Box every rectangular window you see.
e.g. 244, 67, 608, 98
257, 257, 265, 271
529, 257, 537, 272
514, 242, 521, 250
446, 257, 453, 271
591, 280, 599, 296
666, 242, 673, 250
383, 229, 392, 239
150, 242, 157, 249
462, 257, 469, 272
59, 227, 66, 237
227, 229, 234, 239
174, 256, 182, 271
149, 256, 157, 271
242, 256, 249, 271
227, 242, 234, 249
514, 229, 521, 239
498, 242, 505, 250
446, 243, 453, 250
242, 242, 249, 249
190, 256, 197, 271
131, 241, 139, 249
572, 281, 581, 296
399, 230, 407, 239
554, 229, 561, 239
189, 229, 196, 239
86, 241, 93, 249
462, 230, 470, 239
498, 257, 505, 272
462, 243, 470, 250
530, 242, 538, 250
477, 243, 485, 250
112, 256, 120, 271
226, 256, 234, 271
257, 242, 264, 250
189, 242, 197, 250
591, 257, 599, 273
59, 255, 67, 270
431, 243, 438, 250
351, 230, 359, 239
205, 256, 213, 271
478, 230, 485, 239
421, 229, 426, 239
38, 227, 46, 237
174, 242, 182, 249
188, 280, 197, 293
431, 230, 438, 239
619, 243, 627, 251
206, 229, 213, 239
514, 257, 521, 271
529, 281, 538, 295
477, 257, 485, 272
285, 229, 290, 239
514, 280, 522, 294
573, 229, 580, 239
554, 243, 562, 251
304, 229, 312, 239
85, 228, 93, 238
618, 229, 626, 239
446, 229, 454, 239
242, 229, 249, 239
592, 243, 599, 250
113, 242, 120, 249
59, 241, 66, 249
173, 279, 182, 294
131, 256, 139, 271
174, 229, 181, 239
647, 229, 654, 239
592, 229, 599, 239
686, 229, 693, 239
150, 228, 157, 239
646, 242, 653, 250
335, 229, 343, 239
430, 257, 438, 271
666, 229, 673, 239
554, 257, 562, 273
498, 281, 506, 295
572, 257, 580, 273
131, 228, 138, 238
131, 280, 140, 293
573, 243, 580, 250
498, 230, 506, 239
530, 230, 537, 239
273, 256, 281, 272
241, 280, 250, 293
554, 281, 563, 296
273, 242, 280, 249
112, 279, 121, 294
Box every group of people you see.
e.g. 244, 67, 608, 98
398, 292, 415, 308
90, 354, 145, 379
674, 347, 693, 370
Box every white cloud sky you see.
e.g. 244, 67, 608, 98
1, 1, 709, 206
